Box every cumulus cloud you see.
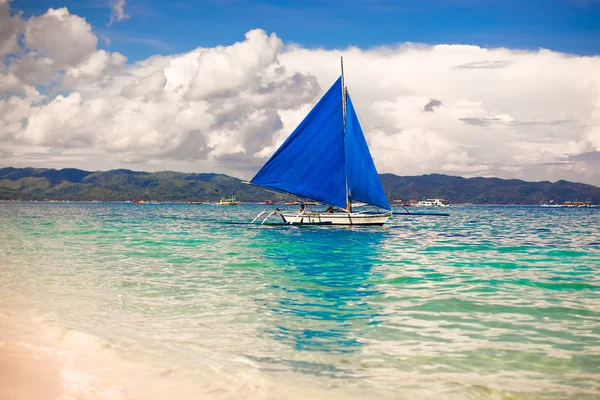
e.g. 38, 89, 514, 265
5, 6, 118, 90
1, 4, 600, 186
0, 0, 23, 57
107, 0, 128, 26
25, 8, 97, 67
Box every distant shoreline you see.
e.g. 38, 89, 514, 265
1, 200, 598, 207
1, 167, 599, 205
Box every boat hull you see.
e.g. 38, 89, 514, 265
280, 211, 391, 226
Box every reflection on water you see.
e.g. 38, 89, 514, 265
264, 230, 385, 354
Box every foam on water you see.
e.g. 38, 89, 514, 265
0, 203, 599, 399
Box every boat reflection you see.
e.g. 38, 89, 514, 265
257, 229, 387, 356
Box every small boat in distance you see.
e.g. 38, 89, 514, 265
133, 200, 147, 205
541, 200, 561, 208
414, 198, 450, 207
541, 200, 595, 208
218, 196, 239, 206
248, 57, 392, 226
260, 200, 275, 205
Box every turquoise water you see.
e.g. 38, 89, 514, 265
1, 203, 599, 399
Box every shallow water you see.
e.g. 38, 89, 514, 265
1, 203, 599, 399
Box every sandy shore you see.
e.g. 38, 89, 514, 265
0, 308, 66, 400
0, 309, 133, 400
0, 340, 63, 400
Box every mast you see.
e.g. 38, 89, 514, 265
341, 56, 346, 132
341, 56, 351, 213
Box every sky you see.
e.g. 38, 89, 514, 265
1, 0, 600, 185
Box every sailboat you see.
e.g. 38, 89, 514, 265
248, 58, 392, 226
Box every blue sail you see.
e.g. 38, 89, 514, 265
250, 78, 347, 209
345, 94, 391, 210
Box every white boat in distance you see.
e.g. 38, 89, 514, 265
248, 58, 392, 226
414, 198, 450, 207
218, 196, 239, 206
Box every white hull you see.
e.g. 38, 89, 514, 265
414, 198, 450, 207
280, 211, 391, 226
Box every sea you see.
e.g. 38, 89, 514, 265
0, 202, 599, 399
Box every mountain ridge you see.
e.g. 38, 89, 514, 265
1, 167, 598, 204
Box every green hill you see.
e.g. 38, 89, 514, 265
0, 167, 598, 204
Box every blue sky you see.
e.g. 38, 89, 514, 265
13, 0, 600, 62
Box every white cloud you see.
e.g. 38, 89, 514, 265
107, 0, 128, 26
6, 6, 121, 89
65, 49, 127, 85
25, 7, 97, 68
1, 4, 600, 186
279, 45, 600, 184
0, 0, 23, 57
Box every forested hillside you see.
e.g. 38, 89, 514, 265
1, 167, 598, 204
